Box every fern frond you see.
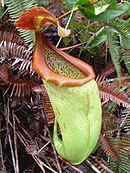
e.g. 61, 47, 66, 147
0, 31, 32, 75
99, 133, 121, 162
96, 76, 130, 109
106, 18, 130, 74
31, 85, 55, 123
5, 0, 38, 46
11, 44, 32, 75
36, 0, 52, 6
5, 0, 38, 20
106, 27, 121, 80
109, 136, 130, 173
101, 61, 115, 77
121, 109, 130, 134
0, 63, 37, 97
101, 106, 130, 173
122, 51, 130, 75
17, 29, 35, 48
102, 112, 117, 132
0, 30, 27, 46
106, 18, 130, 49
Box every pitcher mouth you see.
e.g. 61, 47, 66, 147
15, 6, 95, 86
32, 32, 95, 87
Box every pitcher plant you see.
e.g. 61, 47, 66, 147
15, 7, 102, 165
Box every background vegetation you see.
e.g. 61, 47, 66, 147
0, 0, 130, 172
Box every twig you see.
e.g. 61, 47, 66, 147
38, 141, 50, 154
8, 133, 17, 173
0, 115, 7, 172
59, 156, 84, 173
32, 155, 58, 173
33, 156, 58, 173
16, 124, 57, 173
57, 7, 78, 21
5, 99, 17, 173
85, 160, 101, 173
41, 109, 62, 173
13, 113, 19, 173
32, 155, 46, 173
95, 158, 114, 173
60, 42, 87, 51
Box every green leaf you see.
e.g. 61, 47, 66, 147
76, 0, 91, 6
106, 27, 121, 80
123, 52, 130, 75
86, 27, 107, 49
78, 1, 130, 22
